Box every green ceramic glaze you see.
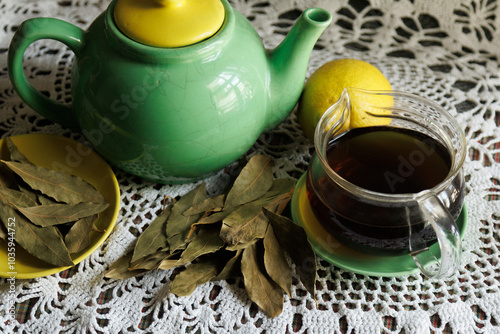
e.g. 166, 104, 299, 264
8, 0, 331, 183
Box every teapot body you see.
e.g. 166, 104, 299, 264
74, 3, 270, 183
8, 0, 332, 183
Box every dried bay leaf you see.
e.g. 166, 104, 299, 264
158, 253, 182, 270
0, 187, 38, 207
220, 201, 269, 245
219, 182, 294, 246
92, 224, 105, 233
178, 224, 224, 265
103, 154, 307, 319
264, 179, 294, 204
6, 137, 31, 164
64, 214, 96, 253
37, 194, 59, 205
129, 251, 169, 271
198, 209, 235, 224
254, 179, 294, 215
241, 241, 283, 318
18, 202, 109, 227
263, 226, 292, 296
224, 155, 274, 208
0, 202, 73, 267
226, 238, 260, 251
105, 251, 148, 279
131, 202, 172, 264
212, 249, 242, 281
166, 183, 208, 252
263, 209, 316, 298
19, 185, 40, 204
0, 139, 19, 188
0, 221, 7, 241
265, 178, 295, 197
1, 160, 105, 204
183, 194, 225, 216
186, 209, 235, 240
170, 257, 221, 297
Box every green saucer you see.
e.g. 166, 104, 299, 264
290, 173, 467, 277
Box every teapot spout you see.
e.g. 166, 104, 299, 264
266, 8, 332, 130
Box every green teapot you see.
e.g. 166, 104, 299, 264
8, 0, 332, 183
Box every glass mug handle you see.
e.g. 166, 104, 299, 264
410, 193, 462, 278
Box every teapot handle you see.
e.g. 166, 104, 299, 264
8, 18, 85, 130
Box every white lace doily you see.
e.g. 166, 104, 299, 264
1, 0, 500, 333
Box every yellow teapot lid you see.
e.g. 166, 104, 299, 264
114, 0, 225, 48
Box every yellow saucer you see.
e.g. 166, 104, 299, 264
0, 133, 120, 279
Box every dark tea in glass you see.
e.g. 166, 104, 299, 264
306, 126, 464, 255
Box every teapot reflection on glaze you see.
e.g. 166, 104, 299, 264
8, 0, 332, 183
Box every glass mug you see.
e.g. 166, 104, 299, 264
304, 88, 466, 278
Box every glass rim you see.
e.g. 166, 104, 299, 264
313, 88, 467, 203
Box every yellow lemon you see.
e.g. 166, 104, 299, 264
297, 59, 393, 140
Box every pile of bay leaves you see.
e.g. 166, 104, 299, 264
0, 138, 109, 267
106, 155, 316, 317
